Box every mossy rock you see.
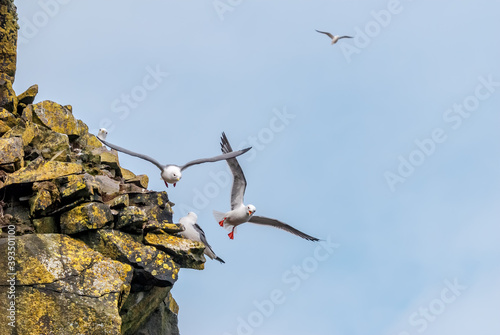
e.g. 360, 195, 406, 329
32, 216, 58, 233
125, 174, 149, 189
0, 234, 133, 335
29, 181, 60, 217
16, 84, 38, 111
57, 173, 98, 203
81, 229, 180, 287
0, 136, 23, 169
144, 222, 185, 235
0, 108, 17, 127
0, 78, 17, 114
60, 202, 113, 234
116, 206, 148, 232
121, 288, 179, 335
3, 157, 83, 187
144, 233, 206, 270
29, 101, 86, 138
31, 127, 71, 162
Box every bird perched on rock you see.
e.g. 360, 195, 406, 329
97, 128, 108, 140
96, 128, 251, 187
315, 30, 353, 45
179, 212, 224, 263
213, 132, 319, 241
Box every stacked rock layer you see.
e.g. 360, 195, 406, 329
0, 81, 206, 335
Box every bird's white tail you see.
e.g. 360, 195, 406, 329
212, 210, 225, 223
212, 210, 234, 231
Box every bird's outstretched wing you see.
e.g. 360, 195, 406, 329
194, 223, 225, 264
248, 215, 320, 241
97, 137, 164, 171
338, 36, 353, 39
220, 132, 247, 210
315, 30, 334, 39
180, 147, 251, 171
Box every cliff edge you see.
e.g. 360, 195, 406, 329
0, 3, 204, 334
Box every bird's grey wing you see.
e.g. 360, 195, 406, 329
193, 223, 210, 246
248, 215, 320, 241
315, 30, 334, 39
338, 36, 353, 39
220, 132, 247, 210
179, 147, 251, 171
193, 223, 221, 260
194, 224, 225, 264
97, 137, 164, 171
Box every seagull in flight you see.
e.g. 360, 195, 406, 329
96, 128, 251, 187
315, 30, 353, 45
179, 212, 224, 264
213, 132, 319, 241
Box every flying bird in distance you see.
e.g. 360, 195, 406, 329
96, 128, 251, 187
213, 132, 319, 241
315, 30, 353, 44
179, 212, 224, 264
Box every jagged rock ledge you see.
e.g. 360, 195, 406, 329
0, 81, 206, 335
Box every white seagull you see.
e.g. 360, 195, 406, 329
315, 30, 353, 44
213, 132, 319, 241
179, 212, 225, 264
98, 128, 109, 140
96, 128, 251, 187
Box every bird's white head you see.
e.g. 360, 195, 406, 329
247, 204, 256, 216
97, 128, 108, 140
187, 212, 198, 220
162, 165, 182, 186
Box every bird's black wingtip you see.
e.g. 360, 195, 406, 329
216, 257, 225, 264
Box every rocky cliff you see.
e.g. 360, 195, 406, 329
0, 3, 205, 334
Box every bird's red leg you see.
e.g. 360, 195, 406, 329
173, 183, 176, 187
228, 227, 235, 240
218, 218, 226, 227
164, 181, 169, 188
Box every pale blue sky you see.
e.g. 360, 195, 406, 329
13, 1, 500, 334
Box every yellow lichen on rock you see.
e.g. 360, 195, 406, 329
32, 216, 58, 233
74, 132, 103, 151
59, 174, 90, 198
3, 157, 83, 186
29, 181, 60, 216
0, 77, 17, 114
17, 84, 38, 106
121, 167, 136, 180
60, 202, 113, 234
0, 19, 187, 330
83, 230, 180, 286
0, 107, 17, 127
0, 234, 133, 335
30, 100, 86, 137
0, 136, 23, 168
144, 221, 185, 234
0, 0, 19, 81
126, 174, 149, 189
145, 233, 206, 270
